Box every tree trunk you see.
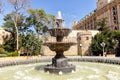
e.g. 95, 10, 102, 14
13, 13, 19, 56
15, 22, 19, 54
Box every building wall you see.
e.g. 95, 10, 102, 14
97, 10, 111, 26
73, 0, 120, 31
77, 31, 92, 56
42, 30, 78, 56
42, 30, 99, 56
97, 0, 108, 10
0, 28, 11, 45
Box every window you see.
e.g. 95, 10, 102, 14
86, 37, 89, 40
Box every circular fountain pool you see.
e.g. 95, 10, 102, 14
0, 62, 120, 80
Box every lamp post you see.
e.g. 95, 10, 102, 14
79, 43, 82, 57
100, 42, 106, 57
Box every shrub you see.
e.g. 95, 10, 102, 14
0, 48, 5, 54
0, 54, 7, 57
7, 51, 19, 57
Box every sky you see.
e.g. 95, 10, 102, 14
0, 0, 98, 28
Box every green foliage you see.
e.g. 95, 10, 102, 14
0, 48, 8, 57
2, 34, 16, 52
2, 12, 29, 34
0, 48, 5, 54
0, 54, 7, 57
90, 31, 115, 56
113, 30, 120, 40
1, 8, 55, 56
2, 12, 30, 52
90, 18, 115, 56
2, 13, 16, 51
96, 17, 109, 31
27, 9, 55, 34
7, 51, 19, 57
112, 30, 120, 56
19, 31, 43, 56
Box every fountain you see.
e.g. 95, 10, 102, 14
1, 12, 120, 80
44, 11, 76, 74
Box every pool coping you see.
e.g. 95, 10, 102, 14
0, 56, 120, 67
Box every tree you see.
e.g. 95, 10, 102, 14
7, 0, 30, 54
90, 31, 115, 56
96, 17, 109, 31
90, 18, 115, 56
2, 34, 15, 52
27, 9, 55, 36
19, 30, 43, 56
27, 9, 55, 45
113, 30, 120, 56
2, 12, 29, 52
0, 0, 4, 13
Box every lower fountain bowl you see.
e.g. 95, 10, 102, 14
44, 64, 75, 74
44, 42, 76, 51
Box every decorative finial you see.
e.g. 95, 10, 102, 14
108, 0, 111, 3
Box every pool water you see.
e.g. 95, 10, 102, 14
0, 62, 120, 80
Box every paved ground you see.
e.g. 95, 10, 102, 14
0, 56, 41, 62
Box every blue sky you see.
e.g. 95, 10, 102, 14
0, 0, 97, 28
31, 0, 97, 28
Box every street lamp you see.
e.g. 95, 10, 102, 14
80, 43, 82, 47
100, 42, 106, 57
79, 43, 82, 57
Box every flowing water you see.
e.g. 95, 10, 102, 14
0, 62, 120, 80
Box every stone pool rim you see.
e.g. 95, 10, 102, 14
0, 56, 120, 67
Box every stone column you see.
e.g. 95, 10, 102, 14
92, 19, 94, 30
110, 7, 114, 30
117, 5, 120, 29
108, 10, 111, 26
77, 33, 82, 56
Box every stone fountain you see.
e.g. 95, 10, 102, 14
44, 11, 76, 74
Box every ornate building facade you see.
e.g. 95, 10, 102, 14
73, 0, 120, 31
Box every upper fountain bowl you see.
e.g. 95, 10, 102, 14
48, 27, 71, 42
49, 27, 71, 37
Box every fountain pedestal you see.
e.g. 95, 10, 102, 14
44, 58, 75, 74
53, 58, 68, 67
